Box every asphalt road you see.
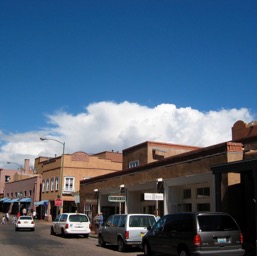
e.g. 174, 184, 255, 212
0, 219, 144, 256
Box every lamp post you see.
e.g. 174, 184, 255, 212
7, 162, 23, 180
40, 137, 65, 215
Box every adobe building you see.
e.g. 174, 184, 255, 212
211, 120, 257, 255
79, 120, 257, 254
34, 150, 122, 221
1, 159, 42, 215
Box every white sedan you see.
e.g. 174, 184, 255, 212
15, 216, 35, 231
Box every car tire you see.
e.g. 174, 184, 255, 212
143, 242, 152, 256
98, 235, 106, 247
83, 234, 89, 238
15, 227, 19, 231
178, 248, 190, 256
61, 228, 66, 238
50, 226, 56, 235
117, 237, 126, 252
31, 228, 35, 231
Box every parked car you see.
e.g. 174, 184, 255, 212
98, 213, 156, 252
142, 212, 245, 256
50, 213, 91, 238
15, 215, 35, 231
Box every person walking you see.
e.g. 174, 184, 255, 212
5, 212, 9, 223
1, 215, 6, 225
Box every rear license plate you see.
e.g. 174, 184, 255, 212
217, 238, 226, 243
24, 221, 28, 224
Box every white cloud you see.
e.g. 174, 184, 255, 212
0, 101, 253, 168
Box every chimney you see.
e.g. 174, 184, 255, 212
24, 159, 30, 173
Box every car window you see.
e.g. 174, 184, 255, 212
129, 216, 156, 227
69, 214, 89, 222
105, 216, 114, 227
164, 214, 193, 232
198, 215, 239, 231
112, 215, 120, 227
60, 214, 68, 222
20, 216, 32, 220
54, 214, 61, 222
118, 215, 126, 227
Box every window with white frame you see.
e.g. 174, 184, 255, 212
46, 179, 50, 192
51, 177, 55, 191
196, 187, 210, 198
129, 160, 139, 168
64, 177, 75, 193
42, 180, 45, 192
55, 177, 59, 191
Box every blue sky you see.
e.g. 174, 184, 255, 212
0, 0, 256, 168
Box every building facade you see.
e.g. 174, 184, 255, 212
34, 151, 122, 221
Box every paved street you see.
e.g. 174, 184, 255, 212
0, 219, 144, 256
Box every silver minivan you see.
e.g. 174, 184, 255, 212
98, 213, 156, 252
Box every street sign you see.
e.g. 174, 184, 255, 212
108, 195, 126, 202
144, 193, 164, 201
55, 198, 63, 207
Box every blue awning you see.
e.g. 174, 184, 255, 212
9, 198, 19, 203
0, 197, 9, 202
20, 197, 31, 203
3, 198, 12, 203
34, 200, 49, 206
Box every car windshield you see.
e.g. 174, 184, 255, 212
198, 215, 239, 231
129, 216, 156, 227
20, 216, 32, 220
69, 214, 88, 222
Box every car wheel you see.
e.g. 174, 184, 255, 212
50, 226, 56, 235
117, 237, 126, 252
178, 248, 190, 256
61, 228, 66, 237
31, 228, 35, 231
98, 235, 106, 247
15, 227, 19, 231
83, 234, 89, 238
143, 241, 152, 256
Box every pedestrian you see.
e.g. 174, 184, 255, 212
5, 212, 9, 223
99, 212, 104, 226
22, 208, 27, 216
12, 215, 17, 224
93, 213, 100, 234
1, 215, 6, 225
154, 209, 160, 221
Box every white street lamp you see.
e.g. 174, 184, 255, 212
40, 137, 65, 214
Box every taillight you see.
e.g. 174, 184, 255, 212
240, 232, 243, 244
65, 223, 69, 229
31, 221, 34, 224
17, 221, 21, 224
193, 234, 201, 246
125, 231, 129, 239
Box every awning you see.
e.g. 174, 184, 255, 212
20, 197, 31, 203
0, 197, 9, 202
34, 200, 49, 206
9, 198, 19, 203
3, 198, 12, 203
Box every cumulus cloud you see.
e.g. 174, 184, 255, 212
0, 101, 253, 168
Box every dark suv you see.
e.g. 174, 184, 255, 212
142, 212, 245, 256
